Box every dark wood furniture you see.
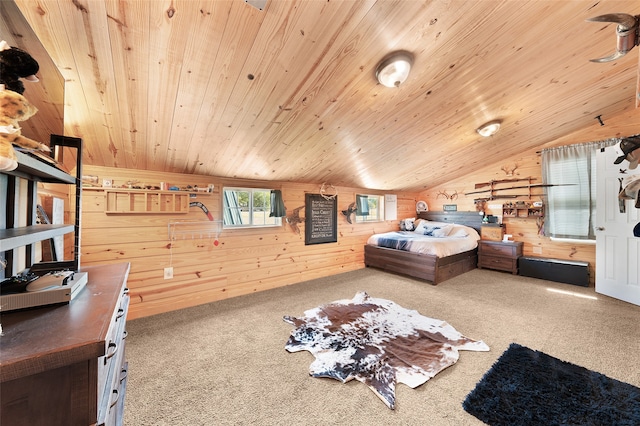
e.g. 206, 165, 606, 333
364, 211, 483, 284
478, 240, 523, 274
0, 262, 131, 426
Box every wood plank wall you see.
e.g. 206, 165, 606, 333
417, 150, 598, 275
80, 165, 418, 319
417, 109, 640, 286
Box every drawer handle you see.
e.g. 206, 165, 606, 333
120, 366, 128, 383
104, 341, 118, 364
116, 308, 125, 321
110, 388, 119, 409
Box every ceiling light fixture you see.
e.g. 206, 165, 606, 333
476, 120, 502, 137
376, 52, 413, 88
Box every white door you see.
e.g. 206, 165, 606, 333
595, 146, 640, 306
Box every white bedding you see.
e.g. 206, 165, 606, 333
366, 222, 480, 258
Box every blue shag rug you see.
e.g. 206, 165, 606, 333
463, 343, 640, 425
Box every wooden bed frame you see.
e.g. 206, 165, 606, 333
364, 211, 484, 285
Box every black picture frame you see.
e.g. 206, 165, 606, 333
305, 194, 338, 245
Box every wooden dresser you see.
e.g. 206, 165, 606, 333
0, 262, 130, 426
478, 240, 523, 274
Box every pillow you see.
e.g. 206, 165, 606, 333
399, 218, 416, 231
423, 223, 454, 237
414, 220, 448, 234
448, 225, 469, 238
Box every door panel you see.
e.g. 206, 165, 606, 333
595, 146, 640, 306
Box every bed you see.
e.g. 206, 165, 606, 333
364, 211, 484, 284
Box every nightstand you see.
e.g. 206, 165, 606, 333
478, 240, 524, 274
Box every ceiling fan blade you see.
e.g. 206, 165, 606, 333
589, 51, 629, 63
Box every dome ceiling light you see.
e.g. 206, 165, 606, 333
476, 120, 502, 137
376, 52, 413, 88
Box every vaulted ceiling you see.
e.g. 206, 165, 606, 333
4, 0, 640, 191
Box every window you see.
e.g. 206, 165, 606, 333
223, 187, 282, 228
541, 140, 615, 240
355, 194, 385, 223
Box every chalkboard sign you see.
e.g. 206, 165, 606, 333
305, 194, 338, 245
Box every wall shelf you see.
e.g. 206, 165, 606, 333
503, 202, 544, 218
84, 188, 212, 214
0, 224, 74, 252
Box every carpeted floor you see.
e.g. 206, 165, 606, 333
123, 268, 640, 425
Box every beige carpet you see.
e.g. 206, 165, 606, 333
124, 268, 640, 425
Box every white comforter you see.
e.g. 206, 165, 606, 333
366, 223, 480, 258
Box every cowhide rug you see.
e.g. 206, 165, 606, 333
283, 291, 489, 409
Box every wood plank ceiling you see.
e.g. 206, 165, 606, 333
4, 0, 640, 191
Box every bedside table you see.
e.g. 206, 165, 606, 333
478, 240, 524, 274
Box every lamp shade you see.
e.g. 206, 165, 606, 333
376, 52, 413, 88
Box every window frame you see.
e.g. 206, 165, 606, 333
355, 194, 385, 223
222, 187, 283, 229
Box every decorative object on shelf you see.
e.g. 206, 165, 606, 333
586, 13, 638, 63
480, 224, 505, 241
319, 182, 337, 200
82, 175, 99, 186
0, 40, 40, 95
285, 205, 305, 235
502, 201, 544, 219
443, 204, 457, 211
0, 88, 50, 171
416, 200, 428, 212
476, 120, 501, 137
376, 51, 413, 88
341, 202, 357, 224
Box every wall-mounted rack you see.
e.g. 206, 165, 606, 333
168, 220, 223, 242
83, 188, 211, 214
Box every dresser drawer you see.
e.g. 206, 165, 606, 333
479, 255, 517, 272
480, 241, 522, 257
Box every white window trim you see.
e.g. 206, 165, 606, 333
222, 187, 283, 229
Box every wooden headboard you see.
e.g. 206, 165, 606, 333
417, 211, 484, 233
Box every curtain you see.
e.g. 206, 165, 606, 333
269, 190, 286, 217
356, 194, 369, 216
541, 139, 617, 239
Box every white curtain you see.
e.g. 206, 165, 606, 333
542, 139, 617, 239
